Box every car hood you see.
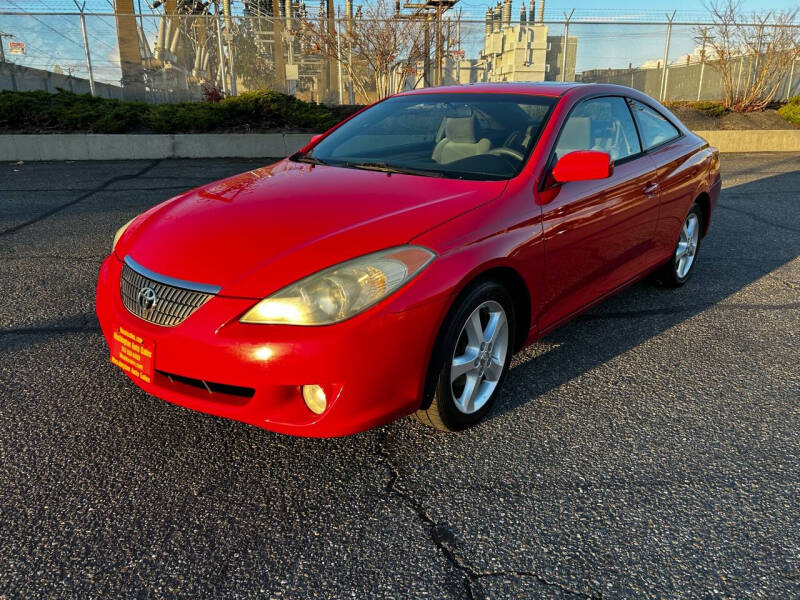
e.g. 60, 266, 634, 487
118, 160, 507, 298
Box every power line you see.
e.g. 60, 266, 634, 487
7, 0, 116, 52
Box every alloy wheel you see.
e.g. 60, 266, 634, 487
675, 212, 700, 279
450, 300, 509, 415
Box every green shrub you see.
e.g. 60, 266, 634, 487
0, 89, 347, 134
693, 101, 727, 118
0, 89, 150, 132
144, 102, 224, 133
778, 96, 800, 126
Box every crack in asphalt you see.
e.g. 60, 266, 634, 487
0, 160, 162, 237
375, 430, 601, 600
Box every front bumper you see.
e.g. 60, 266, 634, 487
96, 255, 446, 437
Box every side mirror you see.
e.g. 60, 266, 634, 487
551, 150, 613, 183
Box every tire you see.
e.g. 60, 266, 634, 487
415, 281, 516, 432
655, 202, 704, 288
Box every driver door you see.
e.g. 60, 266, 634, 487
537, 96, 661, 331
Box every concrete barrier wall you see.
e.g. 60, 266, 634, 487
694, 130, 800, 153
1, 130, 799, 161
0, 133, 314, 162
0, 63, 125, 100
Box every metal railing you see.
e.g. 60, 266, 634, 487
1, 9, 798, 105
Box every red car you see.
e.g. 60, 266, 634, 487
96, 83, 721, 437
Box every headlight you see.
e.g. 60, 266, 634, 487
240, 245, 435, 325
112, 217, 136, 252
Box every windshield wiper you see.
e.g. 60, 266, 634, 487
340, 161, 445, 178
291, 153, 330, 166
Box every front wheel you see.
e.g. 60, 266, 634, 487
656, 203, 703, 287
415, 281, 515, 432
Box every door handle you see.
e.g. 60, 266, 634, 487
643, 182, 659, 196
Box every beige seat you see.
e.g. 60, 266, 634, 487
432, 116, 491, 164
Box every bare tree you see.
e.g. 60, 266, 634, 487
297, 0, 429, 103
701, 0, 800, 111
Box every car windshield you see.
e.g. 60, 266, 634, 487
294, 93, 557, 181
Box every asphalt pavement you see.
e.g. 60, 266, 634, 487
1, 154, 798, 599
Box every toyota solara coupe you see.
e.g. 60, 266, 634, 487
96, 82, 721, 437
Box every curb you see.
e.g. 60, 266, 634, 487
1, 130, 799, 161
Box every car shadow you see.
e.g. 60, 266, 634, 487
486, 169, 800, 422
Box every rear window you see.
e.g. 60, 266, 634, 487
628, 99, 681, 150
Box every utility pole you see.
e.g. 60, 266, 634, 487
696, 26, 709, 102
326, 0, 337, 100
423, 14, 431, 86
561, 9, 573, 83
222, 0, 237, 95
659, 10, 676, 102
336, 16, 344, 103
73, 0, 96, 96
0, 32, 17, 91
434, 2, 443, 85
271, 0, 286, 91
214, 1, 228, 93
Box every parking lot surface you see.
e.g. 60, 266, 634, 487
1, 154, 798, 599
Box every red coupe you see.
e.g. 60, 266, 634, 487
96, 83, 721, 436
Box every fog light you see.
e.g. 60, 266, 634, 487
302, 384, 327, 415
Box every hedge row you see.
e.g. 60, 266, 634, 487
0, 89, 356, 134
3, 89, 797, 133
778, 96, 800, 126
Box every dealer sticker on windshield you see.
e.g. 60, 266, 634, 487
110, 326, 154, 384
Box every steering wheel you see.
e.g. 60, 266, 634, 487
489, 147, 525, 162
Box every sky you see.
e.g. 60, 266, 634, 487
1, 0, 797, 83
3, 0, 799, 17
457, 0, 800, 19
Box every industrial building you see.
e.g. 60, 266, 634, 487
442, 0, 577, 85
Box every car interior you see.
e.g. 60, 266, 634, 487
308, 95, 556, 180
304, 93, 681, 180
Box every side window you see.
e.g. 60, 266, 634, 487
554, 97, 642, 162
628, 99, 681, 150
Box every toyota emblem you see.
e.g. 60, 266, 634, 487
137, 286, 158, 312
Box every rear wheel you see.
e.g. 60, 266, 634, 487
656, 203, 703, 287
415, 281, 515, 432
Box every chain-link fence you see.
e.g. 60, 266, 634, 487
1, 9, 798, 105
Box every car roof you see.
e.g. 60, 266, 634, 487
396, 82, 587, 98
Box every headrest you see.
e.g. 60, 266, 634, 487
445, 116, 478, 143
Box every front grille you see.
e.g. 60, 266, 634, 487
120, 260, 214, 327
156, 369, 255, 400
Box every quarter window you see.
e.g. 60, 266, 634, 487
554, 96, 641, 162
628, 99, 681, 150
